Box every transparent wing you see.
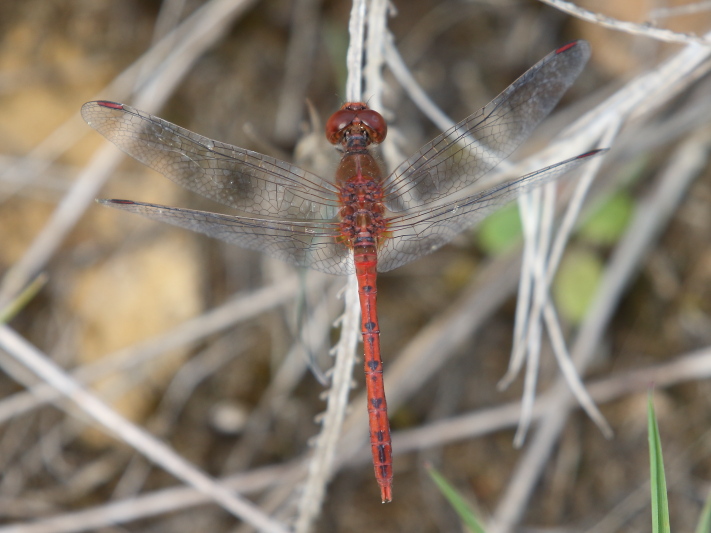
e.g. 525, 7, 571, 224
382, 41, 591, 212
99, 200, 353, 275
377, 150, 605, 272
82, 101, 341, 220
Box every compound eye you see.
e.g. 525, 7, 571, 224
357, 109, 387, 143
325, 110, 357, 144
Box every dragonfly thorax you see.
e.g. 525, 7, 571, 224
338, 179, 387, 246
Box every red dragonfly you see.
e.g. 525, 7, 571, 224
82, 40, 603, 503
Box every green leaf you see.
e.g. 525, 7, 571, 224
579, 192, 633, 246
648, 392, 671, 533
695, 489, 711, 533
425, 463, 486, 533
477, 204, 522, 255
553, 248, 603, 324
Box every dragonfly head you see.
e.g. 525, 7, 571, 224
325, 102, 387, 147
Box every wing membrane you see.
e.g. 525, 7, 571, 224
378, 150, 604, 272
382, 41, 591, 212
82, 102, 341, 220
99, 200, 353, 275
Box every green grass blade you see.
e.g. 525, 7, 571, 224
425, 463, 485, 533
695, 490, 711, 533
648, 392, 671, 533
0, 273, 47, 324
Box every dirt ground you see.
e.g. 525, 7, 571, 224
1, 0, 710, 532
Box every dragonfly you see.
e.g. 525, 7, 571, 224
82, 40, 604, 503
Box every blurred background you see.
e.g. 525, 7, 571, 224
1, 0, 711, 531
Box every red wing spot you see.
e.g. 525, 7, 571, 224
109, 200, 135, 205
576, 149, 606, 159
555, 41, 578, 54
97, 101, 124, 110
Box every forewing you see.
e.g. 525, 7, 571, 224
82, 101, 341, 220
382, 41, 591, 212
99, 200, 353, 275
377, 150, 604, 272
